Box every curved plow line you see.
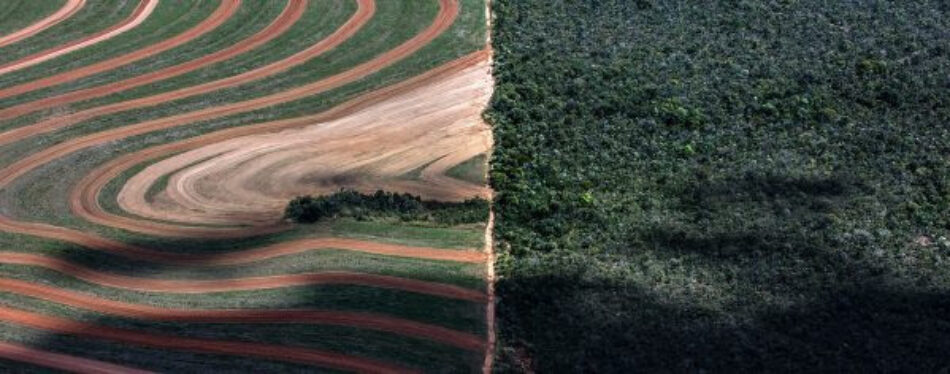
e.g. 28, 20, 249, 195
0, 306, 416, 374
0, 277, 484, 351
0, 0, 159, 77
0, 340, 153, 374
0, 0, 87, 49
0, 0, 457, 239
0, 0, 374, 146
0, 0, 241, 103
0, 55, 488, 268
72, 51, 488, 239
0, 252, 487, 302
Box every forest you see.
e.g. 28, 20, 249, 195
487, 0, 950, 372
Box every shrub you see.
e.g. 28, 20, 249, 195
284, 189, 489, 226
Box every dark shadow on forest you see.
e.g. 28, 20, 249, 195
495, 173, 950, 373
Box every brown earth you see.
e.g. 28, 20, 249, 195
0, 0, 157, 77
0, 252, 486, 301
0, 0, 308, 121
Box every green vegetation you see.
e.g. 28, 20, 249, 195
0, 1, 344, 110
0, 0, 220, 89
446, 154, 488, 185
0, 0, 134, 65
286, 189, 490, 226
0, 0, 487, 249
0, 294, 481, 373
0, 0, 66, 37
488, 0, 950, 372
0, 0, 491, 370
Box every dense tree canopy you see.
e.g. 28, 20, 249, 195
488, 0, 950, 372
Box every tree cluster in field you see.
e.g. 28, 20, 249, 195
285, 190, 489, 226
488, 0, 950, 372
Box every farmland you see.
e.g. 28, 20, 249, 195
488, 0, 950, 372
0, 0, 493, 372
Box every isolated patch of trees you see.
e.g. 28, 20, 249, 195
488, 0, 950, 372
285, 189, 489, 226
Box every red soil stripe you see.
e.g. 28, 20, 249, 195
71, 51, 489, 240
0, 0, 374, 146
0, 0, 241, 103
0, 0, 309, 121
0, 0, 87, 49
0, 340, 153, 374
196, 238, 486, 265
0, 306, 416, 373
0, 0, 158, 77
0, 55, 489, 268
0, 277, 485, 351
0, 252, 487, 302
0, 0, 457, 240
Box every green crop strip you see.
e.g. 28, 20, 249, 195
0, 294, 481, 372
0, 323, 349, 373
0, 1, 349, 112
0, 232, 485, 289
487, 0, 950, 371
0, 264, 485, 334
0, 0, 134, 66
445, 153, 487, 185
0, 0, 67, 37
0, 0, 219, 90
0, 0, 486, 251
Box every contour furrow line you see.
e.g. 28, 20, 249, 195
0, 306, 416, 374
0, 252, 487, 301
0, 340, 153, 374
0, 0, 87, 49
72, 50, 489, 239
0, 0, 159, 77
0, 277, 484, 351
0, 0, 372, 146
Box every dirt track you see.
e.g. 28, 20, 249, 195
0, 0, 157, 77
0, 0, 374, 146
0, 277, 484, 350
0, 306, 417, 374
0, 340, 153, 374
0, 0, 241, 102
0, 0, 307, 121
0, 0, 87, 49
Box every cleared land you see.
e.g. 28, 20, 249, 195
0, 0, 493, 371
